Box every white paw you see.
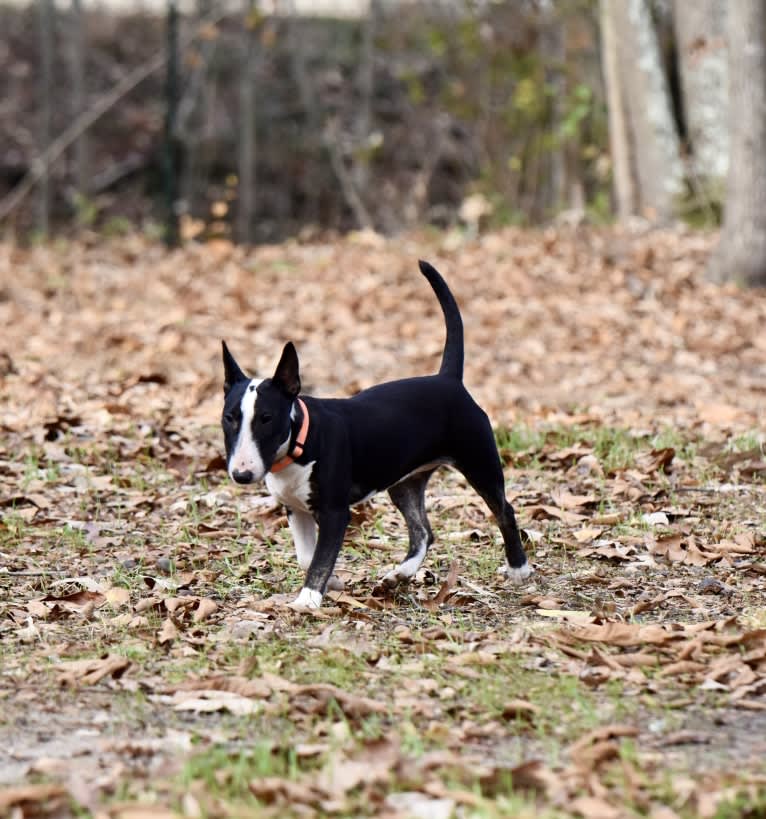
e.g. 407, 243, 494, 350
500, 562, 535, 584
326, 574, 345, 592
288, 587, 323, 610
381, 554, 423, 588
381, 567, 412, 588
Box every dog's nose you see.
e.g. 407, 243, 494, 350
232, 469, 254, 484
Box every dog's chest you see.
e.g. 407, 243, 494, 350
265, 461, 315, 513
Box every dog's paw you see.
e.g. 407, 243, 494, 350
326, 574, 345, 592
499, 562, 535, 584
380, 567, 412, 588
288, 587, 323, 610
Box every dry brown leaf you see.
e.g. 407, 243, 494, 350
249, 776, 325, 805
105, 586, 131, 607
635, 447, 675, 475
568, 724, 638, 757
192, 597, 218, 622
576, 541, 637, 561
550, 490, 599, 510
291, 683, 387, 718
56, 653, 131, 686
157, 617, 180, 645
573, 526, 603, 544
576, 739, 621, 768
172, 689, 262, 715
527, 504, 586, 524
570, 795, 621, 819
562, 622, 673, 647
697, 402, 745, 426
0, 783, 69, 813
317, 738, 400, 797
503, 759, 560, 795
591, 512, 621, 525
501, 699, 541, 721
109, 808, 181, 819
423, 560, 459, 611
537, 609, 597, 623
167, 674, 271, 699
41, 589, 105, 611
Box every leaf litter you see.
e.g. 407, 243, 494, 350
1, 226, 766, 816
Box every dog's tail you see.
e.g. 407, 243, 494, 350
418, 260, 464, 380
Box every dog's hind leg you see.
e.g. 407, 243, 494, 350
453, 425, 533, 584
382, 469, 436, 586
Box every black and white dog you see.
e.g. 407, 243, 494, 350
221, 261, 533, 609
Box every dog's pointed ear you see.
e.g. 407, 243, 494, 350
222, 340, 247, 394
272, 341, 300, 397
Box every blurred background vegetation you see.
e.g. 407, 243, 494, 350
0, 0, 629, 243
1, 0, 756, 282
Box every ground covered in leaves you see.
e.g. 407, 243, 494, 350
2, 226, 766, 818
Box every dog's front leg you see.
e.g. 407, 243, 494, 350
290, 507, 350, 609
288, 508, 344, 592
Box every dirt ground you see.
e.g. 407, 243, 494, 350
2, 226, 766, 818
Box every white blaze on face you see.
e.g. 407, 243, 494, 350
228, 378, 265, 480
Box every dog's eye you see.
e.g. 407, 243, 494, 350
259, 412, 272, 424
223, 412, 238, 427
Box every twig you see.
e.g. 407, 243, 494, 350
0, 569, 65, 577
325, 120, 374, 231
0, 9, 228, 225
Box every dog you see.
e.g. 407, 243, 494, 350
221, 260, 533, 609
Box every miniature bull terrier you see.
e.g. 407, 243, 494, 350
221, 261, 533, 608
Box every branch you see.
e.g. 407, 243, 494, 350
0, 10, 228, 225
325, 121, 374, 231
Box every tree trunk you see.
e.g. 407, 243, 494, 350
162, 0, 180, 247
37, 0, 55, 237
352, 0, 376, 200
673, 0, 728, 187
237, 0, 257, 244
710, 0, 766, 286
540, 2, 566, 214
611, 0, 684, 223
599, 0, 636, 221
68, 0, 88, 198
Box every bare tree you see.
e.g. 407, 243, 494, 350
710, 0, 766, 286
162, 0, 181, 246
600, 0, 635, 221
673, 1, 727, 191
38, 0, 55, 236
68, 0, 88, 199
604, 0, 684, 223
540, 0, 565, 213
323, 0, 377, 232
237, 0, 257, 244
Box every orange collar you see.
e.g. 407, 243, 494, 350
270, 398, 309, 474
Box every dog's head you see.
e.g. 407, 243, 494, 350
221, 341, 301, 484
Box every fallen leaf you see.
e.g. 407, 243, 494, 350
570, 795, 621, 819
193, 597, 218, 622
158, 617, 180, 645
385, 792, 455, 819
172, 689, 262, 715
56, 653, 131, 686
0, 784, 69, 813
501, 699, 541, 721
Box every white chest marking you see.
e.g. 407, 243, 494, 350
229, 379, 265, 480
265, 460, 315, 513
